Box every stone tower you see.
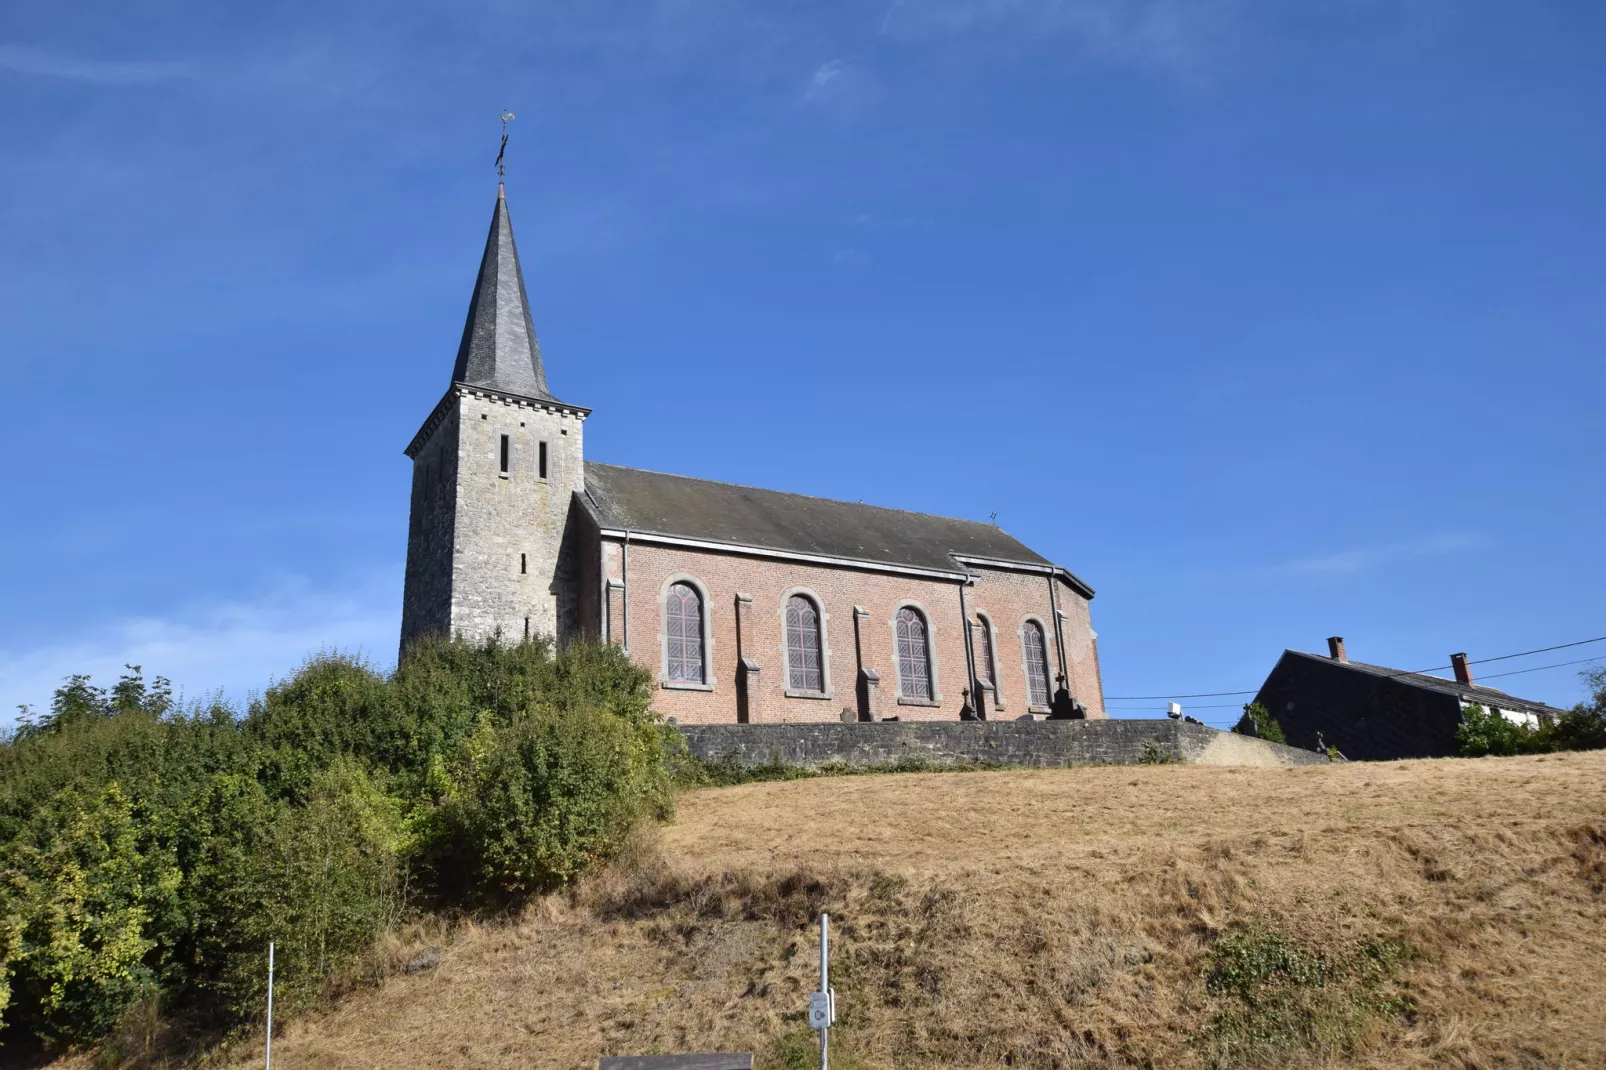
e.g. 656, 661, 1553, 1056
400, 184, 590, 653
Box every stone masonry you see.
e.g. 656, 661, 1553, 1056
678, 719, 1334, 768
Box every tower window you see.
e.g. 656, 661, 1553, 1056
499, 434, 510, 474
520, 553, 527, 575
538, 441, 548, 479
523, 617, 530, 641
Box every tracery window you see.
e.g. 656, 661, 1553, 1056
974, 614, 997, 688
785, 595, 824, 692
665, 582, 705, 683
1022, 619, 1051, 707
895, 606, 933, 700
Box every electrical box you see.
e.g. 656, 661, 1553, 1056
808, 990, 836, 1029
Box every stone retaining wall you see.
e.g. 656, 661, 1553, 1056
676, 719, 1332, 769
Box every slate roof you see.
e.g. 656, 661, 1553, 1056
451, 186, 555, 403
582, 462, 1091, 593
1281, 649, 1566, 716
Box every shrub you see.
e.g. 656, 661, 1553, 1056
1457, 669, 1606, 758
0, 784, 179, 1045
1233, 703, 1287, 745
0, 639, 672, 1051
434, 702, 673, 901
1456, 703, 1534, 757
1139, 740, 1175, 764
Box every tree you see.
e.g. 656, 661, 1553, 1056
1534, 667, 1606, 752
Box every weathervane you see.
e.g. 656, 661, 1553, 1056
495, 109, 515, 180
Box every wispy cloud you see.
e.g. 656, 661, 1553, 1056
0, 44, 191, 84
0, 575, 398, 721
878, 0, 1242, 82
800, 56, 883, 120
1264, 533, 1485, 578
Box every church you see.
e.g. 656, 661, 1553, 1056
401, 184, 1108, 725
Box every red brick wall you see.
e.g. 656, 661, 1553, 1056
966, 568, 1106, 719
598, 538, 1106, 724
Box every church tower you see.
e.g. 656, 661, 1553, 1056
400, 183, 590, 652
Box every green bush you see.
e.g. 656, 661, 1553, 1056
435, 703, 673, 901
0, 783, 178, 1045
0, 640, 671, 1051
1455, 703, 1533, 757
1232, 703, 1287, 745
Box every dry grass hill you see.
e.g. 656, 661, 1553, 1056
215, 752, 1605, 1069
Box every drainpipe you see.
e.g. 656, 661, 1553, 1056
597, 539, 607, 641
622, 530, 631, 654
958, 576, 979, 719
1047, 572, 1069, 685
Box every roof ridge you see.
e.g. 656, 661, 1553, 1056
584, 460, 1010, 533
1284, 648, 1563, 711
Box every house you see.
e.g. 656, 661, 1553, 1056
400, 183, 1106, 725
1250, 637, 1566, 760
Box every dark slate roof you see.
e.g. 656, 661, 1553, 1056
451, 186, 555, 403
583, 462, 1090, 590
1283, 649, 1567, 716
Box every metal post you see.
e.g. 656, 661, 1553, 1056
265, 941, 275, 1070
819, 913, 829, 1070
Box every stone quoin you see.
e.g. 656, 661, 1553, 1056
400, 183, 1108, 725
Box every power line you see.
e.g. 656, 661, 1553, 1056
1104, 700, 1252, 706
1471, 655, 1605, 683
1469, 636, 1606, 667
1105, 688, 1258, 700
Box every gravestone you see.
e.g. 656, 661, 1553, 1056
598, 1055, 753, 1070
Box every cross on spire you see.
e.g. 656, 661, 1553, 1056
495, 109, 515, 181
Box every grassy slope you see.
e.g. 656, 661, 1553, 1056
225, 753, 1606, 1069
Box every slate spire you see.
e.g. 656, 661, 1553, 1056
451, 184, 554, 401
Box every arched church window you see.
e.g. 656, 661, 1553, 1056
785, 595, 824, 693
665, 582, 705, 683
1022, 619, 1051, 708
895, 606, 933, 700
974, 614, 996, 689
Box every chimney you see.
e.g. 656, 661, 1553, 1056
1450, 652, 1473, 686
1327, 636, 1348, 663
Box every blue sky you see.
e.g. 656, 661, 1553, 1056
3, 0, 1602, 725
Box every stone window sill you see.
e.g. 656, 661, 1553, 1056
660, 680, 714, 692
783, 689, 835, 701
896, 697, 942, 708
1028, 705, 1051, 715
